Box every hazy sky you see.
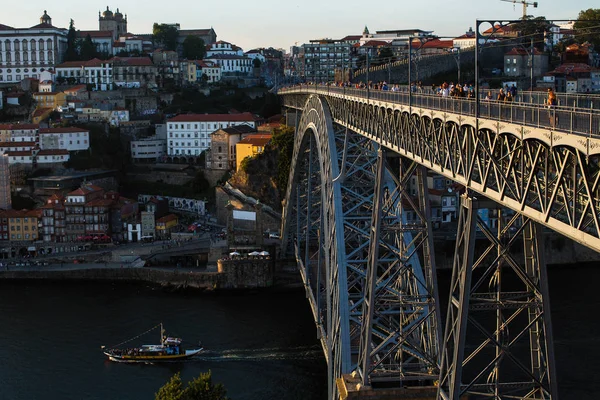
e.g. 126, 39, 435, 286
3, 1, 597, 51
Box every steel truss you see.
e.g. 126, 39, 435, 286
282, 95, 442, 397
358, 150, 441, 386
282, 93, 600, 252
438, 194, 557, 399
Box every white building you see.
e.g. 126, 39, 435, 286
76, 30, 114, 55
166, 113, 256, 160
38, 127, 90, 151
131, 136, 167, 162
206, 41, 244, 57
195, 60, 221, 83
54, 58, 113, 91
36, 149, 69, 164
0, 141, 36, 155
205, 41, 251, 75
0, 10, 68, 83
4, 124, 38, 142
205, 54, 252, 75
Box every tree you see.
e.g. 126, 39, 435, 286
182, 36, 206, 60
155, 371, 228, 400
155, 372, 184, 400
65, 19, 79, 61
512, 16, 551, 51
377, 47, 395, 64
574, 8, 600, 49
153, 23, 179, 52
252, 58, 262, 68
79, 34, 97, 61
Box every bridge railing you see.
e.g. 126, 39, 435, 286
279, 85, 600, 138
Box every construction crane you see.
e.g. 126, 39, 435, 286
501, 0, 538, 19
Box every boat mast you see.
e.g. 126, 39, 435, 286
160, 323, 165, 345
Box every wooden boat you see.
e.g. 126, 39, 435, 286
103, 323, 203, 363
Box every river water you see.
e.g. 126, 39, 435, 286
1, 263, 599, 399
0, 283, 327, 400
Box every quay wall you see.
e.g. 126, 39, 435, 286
0, 259, 275, 290
0, 268, 222, 290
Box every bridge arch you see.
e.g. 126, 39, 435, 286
282, 94, 442, 397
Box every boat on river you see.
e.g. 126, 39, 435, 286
103, 323, 203, 363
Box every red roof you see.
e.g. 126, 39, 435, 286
340, 35, 361, 41
6, 151, 32, 156
238, 134, 272, 147
37, 149, 69, 156
0, 142, 36, 147
505, 47, 543, 56
168, 112, 256, 123
0, 124, 39, 130
362, 40, 389, 47
64, 85, 87, 93
32, 107, 53, 118
412, 39, 454, 49
55, 58, 105, 68
550, 63, 594, 74
111, 56, 153, 66
157, 214, 178, 224
77, 30, 113, 38
39, 127, 90, 134
483, 24, 518, 35
85, 199, 114, 207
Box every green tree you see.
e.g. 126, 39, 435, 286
79, 34, 98, 60
574, 8, 600, 48
252, 58, 262, 68
377, 47, 394, 64
155, 372, 184, 400
512, 16, 551, 50
155, 371, 228, 400
65, 19, 79, 61
271, 125, 295, 198
153, 23, 179, 52
182, 36, 206, 60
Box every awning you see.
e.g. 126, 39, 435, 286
28, 246, 37, 251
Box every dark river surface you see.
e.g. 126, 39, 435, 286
0, 262, 599, 399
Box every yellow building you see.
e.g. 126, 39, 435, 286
32, 92, 66, 109
156, 214, 178, 238
32, 107, 53, 124
6, 209, 41, 241
235, 134, 272, 171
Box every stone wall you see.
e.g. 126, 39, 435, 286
353, 50, 475, 84
126, 171, 193, 186
217, 258, 274, 288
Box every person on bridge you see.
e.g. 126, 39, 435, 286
497, 89, 506, 101
546, 88, 558, 128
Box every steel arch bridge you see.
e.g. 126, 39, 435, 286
279, 86, 600, 400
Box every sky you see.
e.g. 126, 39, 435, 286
3, 1, 598, 52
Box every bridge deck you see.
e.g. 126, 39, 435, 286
280, 85, 600, 138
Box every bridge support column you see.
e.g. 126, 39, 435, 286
357, 153, 441, 388
438, 194, 557, 399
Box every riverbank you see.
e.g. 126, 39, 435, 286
0, 264, 222, 290
0, 258, 303, 290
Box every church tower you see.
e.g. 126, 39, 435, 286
99, 6, 127, 41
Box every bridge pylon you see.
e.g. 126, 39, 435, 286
438, 194, 558, 399
357, 149, 442, 388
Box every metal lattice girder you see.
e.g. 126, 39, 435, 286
358, 151, 442, 386
282, 92, 600, 253
438, 194, 557, 400
281, 95, 443, 397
